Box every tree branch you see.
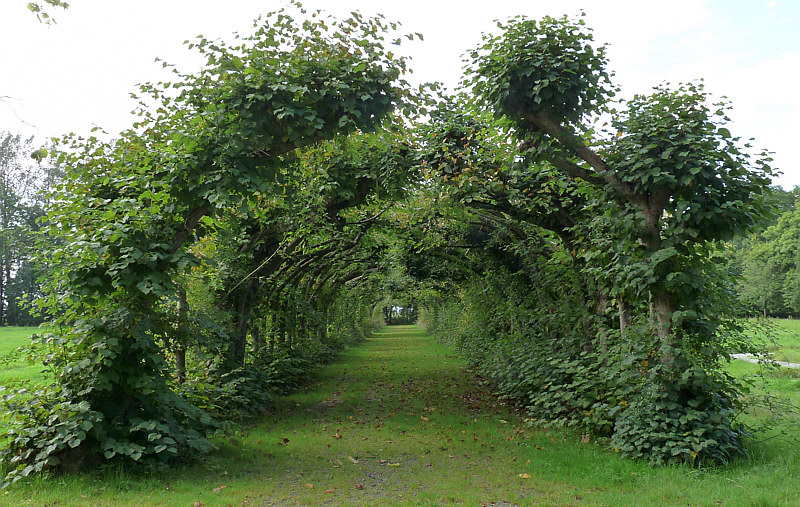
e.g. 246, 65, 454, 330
168, 204, 210, 254
524, 110, 641, 203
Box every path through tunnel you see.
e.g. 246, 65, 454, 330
3, 4, 776, 483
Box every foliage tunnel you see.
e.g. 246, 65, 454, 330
0, 7, 778, 483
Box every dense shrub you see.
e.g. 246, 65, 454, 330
424, 257, 752, 465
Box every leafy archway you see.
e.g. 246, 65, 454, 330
1, 8, 776, 483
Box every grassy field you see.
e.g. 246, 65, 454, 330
760, 318, 800, 363
0, 326, 50, 386
0, 324, 797, 506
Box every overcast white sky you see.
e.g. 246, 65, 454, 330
1, 0, 798, 188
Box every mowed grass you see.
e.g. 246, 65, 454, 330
761, 318, 800, 364
0, 326, 50, 385
0, 325, 796, 506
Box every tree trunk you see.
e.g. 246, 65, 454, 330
651, 288, 678, 364
619, 298, 631, 336
322, 308, 329, 342
287, 306, 295, 349
0, 261, 5, 325
175, 287, 187, 384
278, 313, 287, 347
0, 243, 11, 326
252, 323, 262, 352
230, 281, 255, 367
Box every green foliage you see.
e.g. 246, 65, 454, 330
3, 4, 419, 483
0, 132, 59, 327
0, 310, 216, 486
465, 13, 614, 128
424, 256, 627, 434
181, 364, 274, 420
606, 82, 774, 244
3, 5, 787, 483
455, 11, 777, 466
27, 0, 68, 24
422, 244, 760, 465
258, 352, 313, 395
733, 200, 800, 317
610, 349, 746, 465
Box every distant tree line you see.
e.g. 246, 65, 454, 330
733, 186, 800, 317
0, 132, 60, 326
382, 303, 418, 325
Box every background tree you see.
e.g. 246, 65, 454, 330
0, 132, 60, 326
733, 200, 800, 317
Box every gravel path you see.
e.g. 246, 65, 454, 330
731, 353, 800, 369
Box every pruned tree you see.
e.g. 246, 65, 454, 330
456, 14, 774, 463
0, 5, 421, 483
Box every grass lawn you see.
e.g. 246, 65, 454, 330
0, 325, 796, 506
0, 326, 50, 386
760, 318, 800, 364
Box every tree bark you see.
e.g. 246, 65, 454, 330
651, 288, 679, 365
619, 298, 631, 336
278, 313, 287, 348
252, 322, 262, 352
175, 287, 187, 384
230, 280, 256, 367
